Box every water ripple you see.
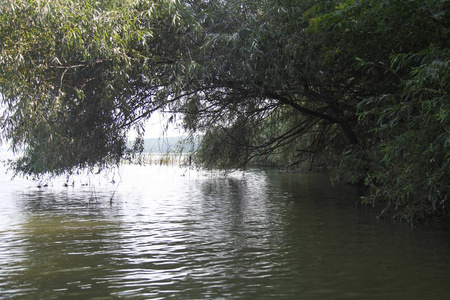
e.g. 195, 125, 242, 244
0, 164, 449, 299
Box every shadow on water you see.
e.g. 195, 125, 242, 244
0, 162, 449, 299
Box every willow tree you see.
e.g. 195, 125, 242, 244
307, 0, 449, 221
330, 0, 450, 222
1, 0, 363, 177
160, 0, 365, 169
0, 0, 189, 177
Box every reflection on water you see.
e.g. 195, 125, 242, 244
1, 153, 450, 299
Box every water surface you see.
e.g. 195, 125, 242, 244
1, 153, 449, 299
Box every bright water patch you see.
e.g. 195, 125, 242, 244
0, 152, 450, 299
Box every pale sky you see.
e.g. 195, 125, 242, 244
129, 111, 186, 140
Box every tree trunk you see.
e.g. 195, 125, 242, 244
339, 122, 358, 145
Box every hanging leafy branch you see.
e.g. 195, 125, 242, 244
0, 0, 186, 177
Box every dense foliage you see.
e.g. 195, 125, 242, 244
329, 0, 450, 222
0, 0, 448, 222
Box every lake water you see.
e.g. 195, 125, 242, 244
0, 151, 449, 299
